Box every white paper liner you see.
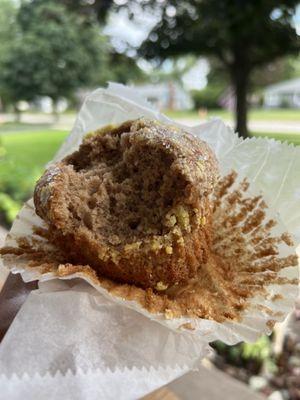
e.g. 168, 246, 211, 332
1, 83, 300, 346
3, 202, 298, 344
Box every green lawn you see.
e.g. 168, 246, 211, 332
251, 131, 300, 146
1, 129, 68, 170
0, 129, 68, 224
166, 108, 300, 121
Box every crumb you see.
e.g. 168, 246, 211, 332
33, 118, 218, 288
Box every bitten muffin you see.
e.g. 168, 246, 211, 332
34, 118, 218, 289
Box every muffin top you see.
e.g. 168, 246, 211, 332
35, 118, 218, 243
34, 118, 219, 287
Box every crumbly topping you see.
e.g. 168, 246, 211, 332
33, 118, 218, 288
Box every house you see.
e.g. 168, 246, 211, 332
264, 78, 300, 108
132, 82, 193, 110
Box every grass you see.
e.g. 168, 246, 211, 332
0, 129, 68, 224
251, 132, 300, 146
166, 108, 300, 121
1, 129, 68, 170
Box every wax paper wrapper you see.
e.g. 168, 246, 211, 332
0, 277, 210, 400
1, 83, 300, 348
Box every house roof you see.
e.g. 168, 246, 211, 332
264, 78, 300, 95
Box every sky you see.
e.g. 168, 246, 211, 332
104, 9, 210, 89
104, 5, 300, 90
104, 8, 158, 55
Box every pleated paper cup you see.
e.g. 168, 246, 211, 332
1, 83, 299, 345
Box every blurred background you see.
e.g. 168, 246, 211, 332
0, 1, 299, 398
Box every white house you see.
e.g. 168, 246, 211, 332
264, 78, 300, 108
76, 82, 193, 111
132, 82, 193, 110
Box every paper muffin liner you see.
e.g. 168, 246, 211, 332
1, 83, 299, 345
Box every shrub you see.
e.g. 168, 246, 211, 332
191, 85, 225, 109
212, 335, 276, 375
0, 192, 20, 226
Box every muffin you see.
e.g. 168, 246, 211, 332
34, 118, 218, 289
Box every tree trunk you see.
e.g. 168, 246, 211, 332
232, 68, 250, 139
168, 81, 176, 110
52, 99, 60, 123
14, 104, 21, 123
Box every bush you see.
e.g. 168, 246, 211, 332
0, 193, 20, 226
0, 136, 38, 226
280, 98, 291, 108
0, 162, 41, 226
0, 162, 40, 201
192, 85, 225, 109
212, 335, 276, 375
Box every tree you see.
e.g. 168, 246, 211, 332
288, 55, 300, 77
0, 0, 18, 111
138, 0, 300, 138
0, 1, 109, 116
60, 0, 114, 22
108, 52, 146, 84
252, 57, 295, 90
21, 0, 114, 23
